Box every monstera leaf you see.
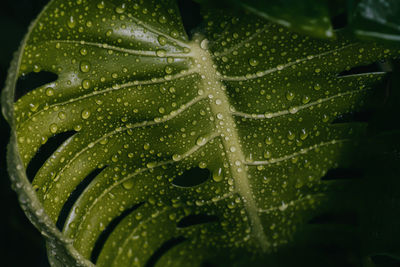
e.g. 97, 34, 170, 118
2, 0, 399, 266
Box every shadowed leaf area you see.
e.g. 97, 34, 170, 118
3, 0, 400, 266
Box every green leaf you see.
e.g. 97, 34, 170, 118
349, 0, 400, 42
2, 0, 399, 266
195, 0, 335, 39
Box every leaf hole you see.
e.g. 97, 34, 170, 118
56, 166, 106, 231
26, 131, 75, 182
90, 202, 144, 264
15, 71, 58, 101
177, 214, 219, 228
172, 167, 211, 188
338, 62, 381, 77
145, 236, 186, 267
321, 168, 363, 181
331, 13, 348, 30
309, 211, 358, 226
332, 110, 374, 124
177, 0, 202, 39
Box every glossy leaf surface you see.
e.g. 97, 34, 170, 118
349, 0, 400, 42
195, 0, 334, 39
2, 0, 399, 266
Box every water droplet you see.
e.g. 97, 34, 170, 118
172, 154, 182, 161
158, 15, 167, 24
198, 162, 207, 168
58, 111, 66, 120
143, 143, 150, 150
146, 162, 157, 168
265, 136, 272, 145
170, 30, 179, 38
80, 48, 88, 56
115, 4, 126, 14
81, 109, 91, 119
300, 129, 308, 140
158, 36, 167, 46
314, 84, 321, 90
45, 87, 54, 96
156, 49, 166, 57
212, 168, 223, 182
67, 16, 76, 28
97, 1, 105, 9
82, 79, 91, 89
158, 107, 165, 114
264, 112, 273, 119
248, 58, 259, 66
289, 107, 298, 114
302, 95, 310, 104
287, 131, 295, 140
49, 123, 58, 133
164, 66, 173, 74
286, 91, 294, 101
122, 180, 134, 190
29, 103, 39, 112
111, 155, 118, 162
230, 146, 236, 152
322, 114, 329, 122
80, 61, 91, 73
263, 151, 271, 159
314, 68, 321, 73
196, 136, 207, 146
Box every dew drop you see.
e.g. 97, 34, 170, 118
80, 48, 88, 56
81, 109, 91, 119
212, 168, 223, 182
314, 84, 321, 90
300, 129, 308, 140
198, 162, 207, 168
264, 136, 272, 145
67, 16, 76, 28
164, 66, 173, 74
172, 154, 182, 161
158, 107, 165, 114
248, 58, 259, 66
122, 180, 134, 190
49, 123, 58, 133
158, 15, 167, 24
302, 95, 310, 104
287, 131, 295, 140
289, 107, 298, 114
29, 103, 39, 112
158, 36, 167, 46
111, 155, 118, 162
80, 61, 91, 73
45, 87, 54, 96
82, 79, 91, 89
97, 1, 105, 9
286, 91, 295, 101
196, 136, 207, 146
115, 4, 126, 14
156, 49, 166, 57
58, 111, 66, 120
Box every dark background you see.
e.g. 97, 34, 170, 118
0, 1, 50, 266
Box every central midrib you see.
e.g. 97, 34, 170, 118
190, 36, 269, 251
